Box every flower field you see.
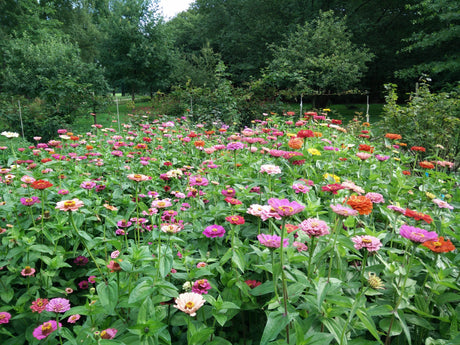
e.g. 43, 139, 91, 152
0, 111, 459, 345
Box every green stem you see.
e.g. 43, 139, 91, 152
270, 250, 279, 300
327, 216, 341, 281
307, 236, 316, 280
384, 243, 417, 345
69, 212, 108, 285
279, 218, 290, 343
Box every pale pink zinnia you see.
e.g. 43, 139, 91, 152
330, 204, 358, 216
260, 164, 282, 175
299, 218, 330, 237
432, 199, 454, 210
174, 292, 206, 316
352, 235, 382, 252
55, 199, 84, 212
127, 173, 151, 182
45, 298, 71, 313
365, 192, 385, 204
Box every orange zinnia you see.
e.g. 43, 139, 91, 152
358, 144, 374, 153
385, 133, 402, 140
313, 132, 323, 137
288, 137, 303, 149
423, 237, 455, 253
346, 195, 373, 215
419, 161, 435, 169
193, 140, 205, 147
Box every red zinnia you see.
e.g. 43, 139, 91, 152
297, 130, 314, 138
225, 197, 242, 205
31, 180, 53, 190
402, 170, 411, 175
358, 144, 374, 153
385, 133, 402, 140
411, 146, 426, 152
404, 208, 433, 224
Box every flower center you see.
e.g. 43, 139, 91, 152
362, 239, 372, 243
185, 301, 195, 309
279, 206, 293, 213
433, 241, 441, 247
41, 322, 53, 335
64, 201, 76, 208
24, 266, 32, 273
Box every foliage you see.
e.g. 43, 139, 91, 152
264, 11, 373, 100
395, 0, 460, 90
379, 80, 460, 165
0, 106, 458, 344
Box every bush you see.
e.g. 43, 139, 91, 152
379, 80, 460, 167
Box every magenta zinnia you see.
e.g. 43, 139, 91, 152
257, 233, 288, 248
45, 298, 71, 313
399, 225, 438, 243
192, 279, 212, 294
33, 320, 61, 340
203, 225, 226, 238
267, 198, 304, 217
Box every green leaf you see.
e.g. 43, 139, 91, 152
158, 252, 173, 278
322, 317, 347, 345
379, 317, 402, 336
356, 310, 384, 344
96, 280, 118, 315
302, 332, 334, 345
395, 311, 412, 345
232, 248, 245, 273
128, 279, 152, 305
250, 281, 275, 296
189, 327, 214, 345
260, 311, 295, 345
29, 244, 54, 254
220, 248, 232, 266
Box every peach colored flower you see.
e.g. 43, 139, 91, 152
174, 292, 206, 317
55, 199, 84, 212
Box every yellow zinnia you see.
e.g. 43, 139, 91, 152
307, 148, 321, 156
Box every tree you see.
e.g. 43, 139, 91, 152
265, 10, 373, 107
395, 0, 460, 90
98, 0, 171, 99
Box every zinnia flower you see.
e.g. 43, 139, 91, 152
107, 260, 122, 272
192, 279, 212, 294
347, 195, 373, 215
330, 204, 358, 217
68, 314, 81, 323
245, 280, 262, 289
322, 184, 345, 195
174, 292, 206, 316
33, 320, 61, 340
225, 215, 245, 225
21, 266, 36, 277
55, 198, 84, 212
203, 225, 226, 238
268, 198, 304, 217
260, 164, 281, 175
422, 237, 456, 253
365, 192, 385, 204
432, 199, 454, 210
404, 208, 432, 224
299, 218, 330, 237
399, 225, 438, 243
45, 298, 71, 313
100, 328, 118, 339
127, 173, 150, 182
0, 312, 11, 324
257, 233, 288, 248
20, 196, 40, 206
30, 298, 49, 313
352, 235, 382, 252
31, 180, 53, 190
385, 133, 402, 140
419, 161, 435, 169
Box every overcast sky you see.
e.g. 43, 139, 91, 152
159, 0, 194, 20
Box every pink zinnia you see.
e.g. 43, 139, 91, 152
365, 192, 385, 204
299, 218, 330, 237
432, 199, 454, 210
356, 152, 372, 160
257, 233, 288, 248
322, 184, 345, 195
45, 298, 71, 313
225, 215, 245, 225
55, 199, 84, 212
151, 199, 172, 209
399, 225, 438, 243
20, 197, 41, 206
0, 312, 11, 324
127, 173, 150, 182
260, 205, 282, 221
268, 198, 304, 217
221, 188, 236, 197
174, 292, 206, 316
30, 298, 49, 313
352, 235, 382, 252
292, 183, 310, 194
21, 266, 36, 277
33, 320, 61, 340
192, 279, 212, 295
67, 314, 81, 324
203, 225, 226, 238
80, 181, 96, 189
260, 164, 281, 175
101, 328, 118, 339
246, 204, 265, 217
293, 241, 308, 252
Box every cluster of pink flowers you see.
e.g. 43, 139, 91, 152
299, 218, 330, 237
399, 225, 438, 243
352, 235, 382, 252
257, 234, 289, 248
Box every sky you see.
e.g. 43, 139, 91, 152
158, 0, 195, 20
